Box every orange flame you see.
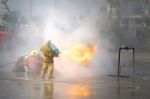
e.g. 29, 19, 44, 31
64, 44, 96, 65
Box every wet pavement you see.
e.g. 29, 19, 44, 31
0, 71, 150, 99
0, 51, 150, 99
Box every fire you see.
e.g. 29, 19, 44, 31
64, 44, 96, 65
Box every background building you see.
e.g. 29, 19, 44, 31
107, 0, 150, 50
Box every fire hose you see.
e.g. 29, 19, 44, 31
0, 61, 16, 67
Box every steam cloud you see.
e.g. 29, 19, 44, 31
1, 0, 115, 77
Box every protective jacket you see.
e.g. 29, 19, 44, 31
41, 44, 54, 63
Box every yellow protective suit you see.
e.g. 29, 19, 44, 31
40, 41, 55, 78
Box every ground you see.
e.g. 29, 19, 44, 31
0, 51, 150, 99
0, 71, 149, 99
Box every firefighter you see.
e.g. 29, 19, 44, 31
40, 40, 59, 79
25, 50, 42, 74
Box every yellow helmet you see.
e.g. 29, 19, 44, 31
30, 50, 39, 56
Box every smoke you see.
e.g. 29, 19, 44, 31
41, 0, 115, 78
0, 0, 115, 77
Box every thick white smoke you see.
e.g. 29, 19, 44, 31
1, 0, 115, 77
41, 0, 114, 78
